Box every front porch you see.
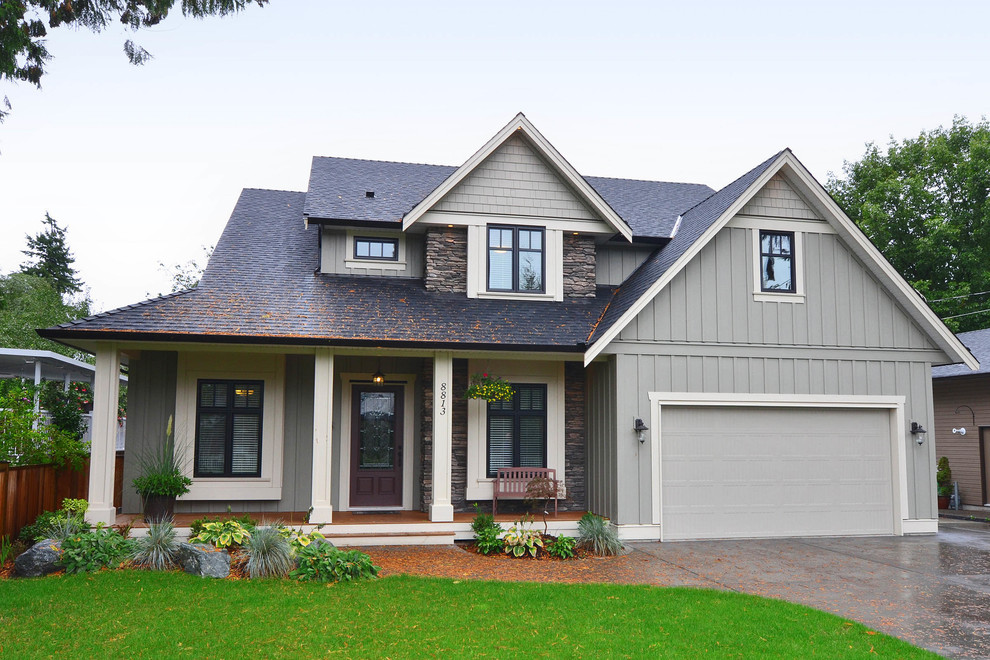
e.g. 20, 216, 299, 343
118, 510, 588, 546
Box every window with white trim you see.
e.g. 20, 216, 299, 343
195, 380, 264, 478
354, 237, 398, 261
759, 230, 795, 293
487, 384, 547, 477
487, 226, 545, 293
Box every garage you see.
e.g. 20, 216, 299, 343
659, 401, 900, 541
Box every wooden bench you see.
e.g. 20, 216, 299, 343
492, 467, 558, 517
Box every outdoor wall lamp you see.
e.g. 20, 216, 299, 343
634, 418, 649, 444
910, 422, 927, 446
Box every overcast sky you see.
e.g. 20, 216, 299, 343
1, 0, 988, 312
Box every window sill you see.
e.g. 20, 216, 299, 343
182, 480, 281, 501
753, 292, 805, 304
477, 290, 555, 301
344, 258, 407, 271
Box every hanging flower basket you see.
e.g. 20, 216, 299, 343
465, 373, 515, 402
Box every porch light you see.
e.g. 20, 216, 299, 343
634, 418, 649, 444
910, 422, 927, 446
372, 368, 386, 385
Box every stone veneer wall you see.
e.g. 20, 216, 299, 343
424, 227, 468, 293
562, 234, 596, 298
419, 358, 469, 513
562, 362, 587, 511
419, 358, 434, 511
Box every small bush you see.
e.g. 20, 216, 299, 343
189, 514, 257, 539
192, 520, 251, 549
40, 512, 90, 543
131, 520, 180, 571
577, 513, 623, 556
245, 526, 293, 579
290, 544, 379, 582
21, 499, 91, 543
503, 517, 544, 558
60, 527, 134, 574
471, 503, 503, 555
546, 535, 576, 559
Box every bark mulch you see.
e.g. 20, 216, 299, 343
359, 543, 683, 585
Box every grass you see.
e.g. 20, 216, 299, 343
0, 572, 937, 658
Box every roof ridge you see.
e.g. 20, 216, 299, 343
586, 174, 712, 187
58, 289, 197, 328
311, 155, 456, 169
242, 187, 305, 194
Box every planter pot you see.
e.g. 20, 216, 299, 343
143, 494, 176, 523
937, 495, 951, 511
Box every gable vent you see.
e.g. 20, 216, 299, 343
365, 191, 375, 198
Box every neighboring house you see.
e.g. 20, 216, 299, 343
933, 328, 990, 510
40, 114, 977, 542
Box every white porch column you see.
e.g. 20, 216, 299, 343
430, 351, 454, 521
86, 343, 120, 525
310, 348, 334, 524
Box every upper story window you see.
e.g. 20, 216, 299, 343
195, 380, 264, 478
488, 226, 544, 293
759, 230, 795, 293
354, 237, 398, 261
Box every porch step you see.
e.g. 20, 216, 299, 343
324, 530, 456, 547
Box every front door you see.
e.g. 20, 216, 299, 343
350, 385, 403, 507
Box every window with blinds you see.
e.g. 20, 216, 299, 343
487, 225, 545, 293
487, 383, 547, 477
195, 380, 264, 478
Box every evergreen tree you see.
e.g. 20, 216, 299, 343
21, 212, 82, 298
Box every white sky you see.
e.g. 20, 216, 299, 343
1, 0, 988, 312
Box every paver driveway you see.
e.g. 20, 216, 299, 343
628, 519, 990, 659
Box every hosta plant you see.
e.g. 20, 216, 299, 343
192, 520, 251, 549
503, 517, 544, 558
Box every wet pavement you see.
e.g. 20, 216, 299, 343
627, 520, 990, 659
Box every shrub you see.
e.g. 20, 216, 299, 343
244, 526, 293, 579
470, 503, 504, 555
503, 517, 544, 558
60, 527, 134, 573
577, 512, 623, 556
132, 416, 191, 499
131, 520, 180, 571
290, 544, 379, 582
546, 535, 576, 559
192, 520, 251, 549
189, 514, 258, 539
0, 382, 88, 468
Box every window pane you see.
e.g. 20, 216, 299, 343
197, 413, 226, 475
231, 414, 260, 474
762, 255, 793, 291
518, 252, 542, 291
519, 417, 545, 467
489, 228, 513, 249
521, 229, 541, 251
488, 416, 513, 473
382, 242, 396, 259
233, 384, 261, 408
358, 392, 395, 469
489, 248, 512, 289
370, 241, 383, 258
356, 241, 370, 257
517, 386, 545, 411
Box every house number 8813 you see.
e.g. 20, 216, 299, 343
439, 382, 448, 415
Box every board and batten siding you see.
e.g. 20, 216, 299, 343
121, 351, 178, 514
933, 375, 990, 507
595, 244, 657, 286
320, 228, 425, 277
585, 359, 618, 520
434, 134, 597, 221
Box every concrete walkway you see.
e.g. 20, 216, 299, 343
628, 520, 990, 659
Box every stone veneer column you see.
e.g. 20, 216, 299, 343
563, 362, 587, 510
562, 234, 597, 298
310, 348, 334, 523
86, 343, 121, 525
430, 351, 454, 521
424, 227, 468, 292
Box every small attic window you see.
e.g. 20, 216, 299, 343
365, 191, 375, 198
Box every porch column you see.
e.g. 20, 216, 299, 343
310, 348, 334, 523
86, 343, 120, 525
430, 351, 454, 521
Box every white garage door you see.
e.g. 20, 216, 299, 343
661, 405, 894, 541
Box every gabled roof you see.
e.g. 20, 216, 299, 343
933, 329, 990, 378
40, 189, 612, 351
584, 150, 980, 371
401, 113, 633, 241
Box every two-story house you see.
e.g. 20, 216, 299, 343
43, 114, 976, 543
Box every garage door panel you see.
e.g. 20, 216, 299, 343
661, 406, 894, 540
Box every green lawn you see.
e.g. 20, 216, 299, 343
0, 572, 936, 658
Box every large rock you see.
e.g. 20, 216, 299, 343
14, 539, 62, 578
176, 542, 230, 578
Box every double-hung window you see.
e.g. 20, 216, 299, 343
759, 230, 795, 292
486, 384, 547, 477
487, 226, 545, 293
195, 380, 264, 478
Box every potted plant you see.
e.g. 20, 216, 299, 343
936, 456, 952, 510
132, 416, 191, 522
465, 372, 514, 402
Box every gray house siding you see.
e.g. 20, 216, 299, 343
595, 244, 656, 286
585, 358, 618, 520
320, 228, 425, 278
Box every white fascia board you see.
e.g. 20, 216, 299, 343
778, 156, 979, 371
583, 152, 790, 366
401, 113, 632, 242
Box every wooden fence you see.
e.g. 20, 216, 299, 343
0, 452, 124, 539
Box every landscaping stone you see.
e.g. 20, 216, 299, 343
14, 539, 62, 578
176, 542, 230, 578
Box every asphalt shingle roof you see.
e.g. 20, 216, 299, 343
302, 157, 713, 239
933, 328, 990, 378
43, 189, 613, 350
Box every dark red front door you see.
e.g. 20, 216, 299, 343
350, 385, 403, 507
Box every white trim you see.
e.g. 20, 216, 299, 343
86, 342, 121, 525
901, 519, 938, 535
751, 227, 805, 303
431, 352, 455, 522
649, 392, 909, 541
343, 229, 407, 271
613, 523, 661, 541
465, 360, 566, 500
584, 151, 978, 371
418, 210, 616, 235
467, 224, 563, 301
728, 215, 836, 234
338, 373, 417, 512
402, 113, 632, 241
310, 349, 334, 524
174, 352, 286, 501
